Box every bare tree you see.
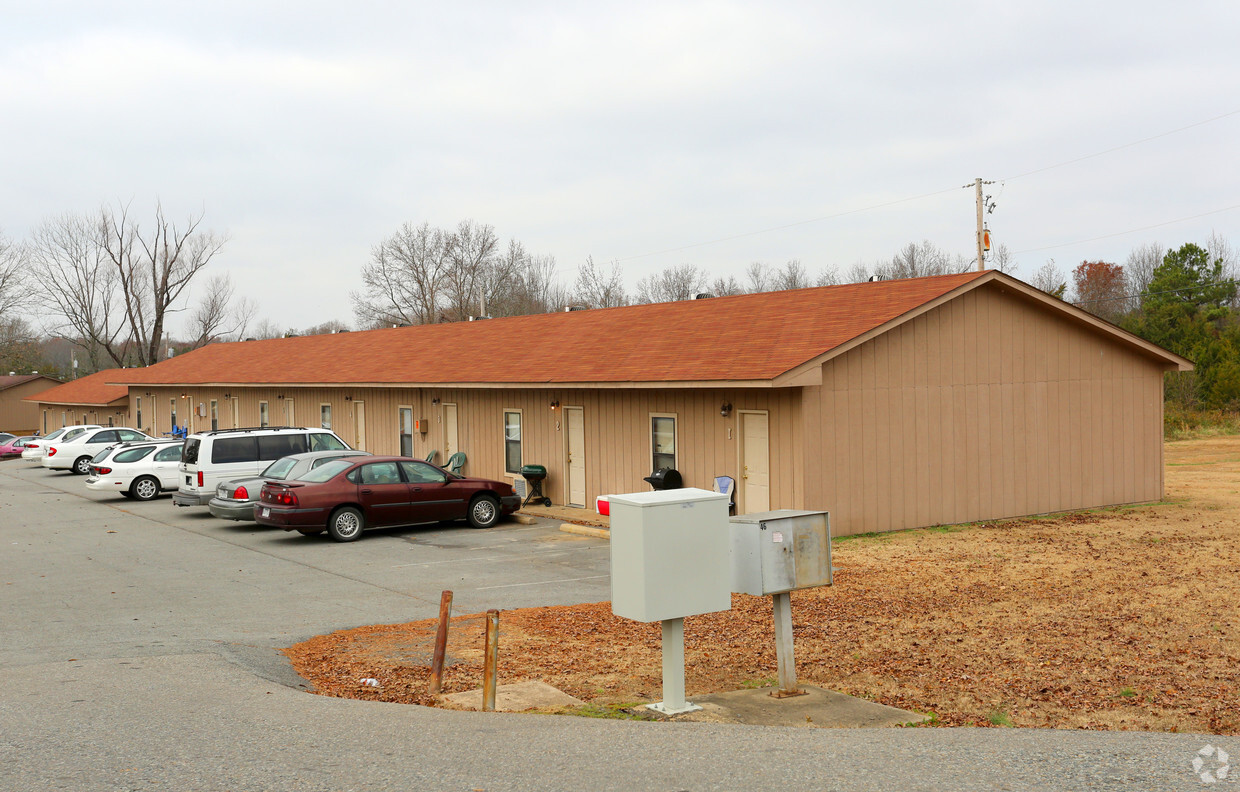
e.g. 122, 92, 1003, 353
352, 222, 450, 327
26, 213, 126, 370
301, 319, 352, 335
815, 269, 841, 287
185, 274, 257, 349
878, 240, 969, 280
844, 261, 873, 283
710, 275, 743, 296
745, 262, 770, 293
99, 202, 227, 366
573, 256, 628, 308
0, 230, 25, 316
491, 249, 570, 316
771, 259, 811, 290
635, 263, 707, 303
991, 243, 1016, 273
1206, 231, 1239, 307
1031, 259, 1068, 299
1124, 241, 1164, 310
443, 220, 507, 321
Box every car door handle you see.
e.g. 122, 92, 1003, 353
361, 488, 372, 494
412, 487, 423, 492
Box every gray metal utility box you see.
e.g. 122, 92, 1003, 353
609, 487, 732, 622
729, 509, 832, 596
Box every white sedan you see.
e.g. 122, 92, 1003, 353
44, 427, 153, 474
21, 425, 102, 462
85, 440, 185, 500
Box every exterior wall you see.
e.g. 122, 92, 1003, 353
1, 379, 62, 433
800, 282, 1168, 536
146, 385, 804, 512
33, 401, 131, 433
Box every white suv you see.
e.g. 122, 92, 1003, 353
43, 427, 151, 474
173, 426, 350, 507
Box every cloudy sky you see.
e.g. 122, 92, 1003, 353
3, 1, 1238, 333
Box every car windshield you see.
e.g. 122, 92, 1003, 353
262, 457, 299, 480
63, 428, 87, 441
299, 459, 353, 483
115, 446, 157, 463
90, 448, 114, 463
42, 428, 66, 441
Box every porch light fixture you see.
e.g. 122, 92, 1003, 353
550, 400, 560, 411
432, 398, 440, 406
720, 402, 733, 417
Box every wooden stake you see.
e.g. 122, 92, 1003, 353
428, 590, 453, 695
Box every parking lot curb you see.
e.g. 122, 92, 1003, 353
558, 523, 610, 540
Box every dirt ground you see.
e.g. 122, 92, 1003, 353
284, 436, 1240, 734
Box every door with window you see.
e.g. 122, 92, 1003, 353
443, 403, 458, 459
352, 461, 412, 527
565, 407, 586, 507
740, 411, 770, 513
399, 407, 413, 457
399, 460, 459, 522
353, 402, 366, 451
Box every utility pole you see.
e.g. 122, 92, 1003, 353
974, 177, 985, 272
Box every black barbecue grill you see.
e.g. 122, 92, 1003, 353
643, 467, 683, 490
520, 464, 552, 507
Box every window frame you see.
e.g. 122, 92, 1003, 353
259, 401, 269, 428
210, 399, 218, 431
398, 406, 413, 458
650, 413, 678, 473
320, 403, 332, 430
502, 409, 523, 475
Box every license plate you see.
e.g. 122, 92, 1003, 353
260, 507, 270, 518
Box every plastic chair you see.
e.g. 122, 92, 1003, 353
446, 451, 466, 475
714, 475, 737, 515
425, 450, 438, 463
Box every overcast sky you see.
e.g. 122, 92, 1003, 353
3, 1, 1238, 333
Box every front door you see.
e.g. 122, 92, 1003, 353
565, 407, 586, 507
231, 398, 239, 429
285, 398, 295, 426
740, 411, 770, 513
443, 403, 458, 459
353, 401, 367, 451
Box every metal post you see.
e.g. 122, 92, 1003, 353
428, 590, 453, 695
647, 617, 701, 715
771, 592, 806, 697
481, 608, 499, 712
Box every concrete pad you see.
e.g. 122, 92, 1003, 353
656, 685, 929, 728
559, 522, 610, 540
441, 680, 584, 712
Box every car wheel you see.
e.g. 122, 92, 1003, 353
467, 494, 501, 529
297, 529, 323, 537
73, 456, 92, 475
328, 507, 365, 542
130, 476, 161, 501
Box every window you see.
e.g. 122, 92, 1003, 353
119, 429, 146, 441
135, 398, 142, 430
170, 399, 177, 431
320, 404, 332, 430
399, 460, 446, 484
262, 457, 298, 479
257, 433, 308, 459
399, 407, 413, 457
210, 400, 218, 431
91, 430, 119, 444
360, 461, 401, 485
154, 445, 182, 462
504, 411, 522, 474
652, 415, 676, 471
309, 433, 347, 451
212, 437, 258, 464
303, 459, 353, 483
259, 401, 269, 427
115, 446, 157, 464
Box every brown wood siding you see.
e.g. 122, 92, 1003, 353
801, 282, 1169, 536
144, 385, 803, 512
1, 378, 64, 433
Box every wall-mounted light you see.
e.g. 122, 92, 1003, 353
432, 398, 440, 406
277, 394, 284, 400
720, 402, 733, 417
181, 392, 188, 399
344, 395, 352, 402
550, 400, 560, 411
223, 393, 230, 400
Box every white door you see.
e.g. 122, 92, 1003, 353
285, 398, 295, 426
354, 401, 367, 451
443, 403, 458, 459
740, 411, 770, 513
231, 398, 240, 429
565, 407, 586, 507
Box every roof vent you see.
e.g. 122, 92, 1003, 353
867, 275, 881, 282
243, 337, 256, 342
694, 292, 715, 299
335, 329, 349, 333
7, 371, 13, 376
564, 305, 589, 312
467, 315, 490, 321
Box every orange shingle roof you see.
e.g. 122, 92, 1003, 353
121, 272, 990, 386
25, 368, 141, 406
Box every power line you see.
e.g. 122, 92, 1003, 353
1013, 203, 1240, 255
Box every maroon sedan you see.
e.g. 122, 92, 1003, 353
254, 456, 521, 541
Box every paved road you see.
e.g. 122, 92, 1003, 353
1, 461, 1231, 791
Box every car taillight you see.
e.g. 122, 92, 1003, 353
197, 471, 204, 487
47, 447, 56, 457
28, 443, 39, 449
234, 485, 248, 500
96, 467, 111, 475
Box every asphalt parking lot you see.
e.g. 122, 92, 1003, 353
1, 460, 1232, 791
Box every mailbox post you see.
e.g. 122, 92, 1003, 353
730, 509, 832, 697
609, 487, 731, 714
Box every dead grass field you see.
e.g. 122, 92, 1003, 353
285, 435, 1240, 734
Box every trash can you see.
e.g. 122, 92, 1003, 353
643, 468, 683, 490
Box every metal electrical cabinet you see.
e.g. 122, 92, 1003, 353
608, 487, 732, 623
729, 509, 832, 595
